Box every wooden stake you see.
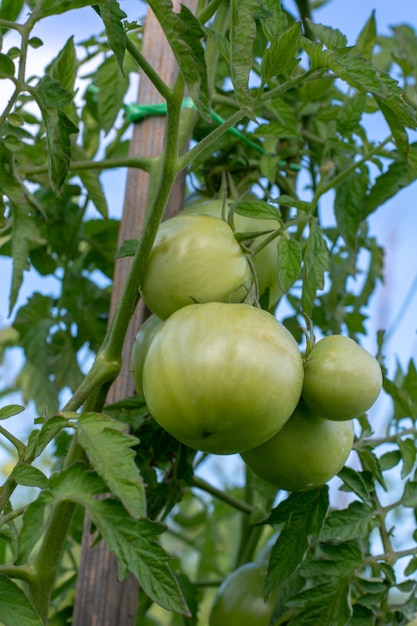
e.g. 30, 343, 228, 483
72, 3, 196, 623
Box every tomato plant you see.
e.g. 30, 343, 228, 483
142, 302, 304, 454
302, 335, 383, 421
140, 213, 253, 319
241, 401, 355, 491
0, 1, 417, 625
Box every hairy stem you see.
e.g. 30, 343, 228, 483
190, 476, 253, 515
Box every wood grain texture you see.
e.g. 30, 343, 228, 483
72, 2, 196, 623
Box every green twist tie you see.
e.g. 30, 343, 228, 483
124, 98, 301, 172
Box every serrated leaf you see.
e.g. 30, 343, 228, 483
401, 481, 417, 507
147, 0, 210, 121
235, 200, 280, 220
334, 171, 367, 250
305, 19, 347, 50
37, 0, 98, 18
72, 145, 108, 217
320, 501, 378, 542
286, 579, 351, 626
336, 91, 367, 136
355, 11, 376, 60
0, 575, 43, 625
96, 1, 127, 74
9, 205, 45, 313
230, 0, 258, 118
25, 415, 69, 461
302, 220, 330, 315
15, 491, 55, 563
11, 464, 49, 489
77, 412, 146, 519
0, 404, 24, 420
337, 466, 373, 506
0, 53, 15, 77
277, 194, 311, 212
258, 0, 287, 40
264, 488, 329, 594
261, 22, 301, 83
363, 154, 417, 215
88, 499, 190, 615
116, 238, 138, 258
45, 36, 77, 95
16, 360, 59, 416
95, 55, 129, 134
48, 463, 189, 614
399, 438, 417, 479
358, 447, 386, 489
278, 237, 302, 292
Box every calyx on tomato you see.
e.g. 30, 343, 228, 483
142, 302, 304, 455
140, 213, 253, 319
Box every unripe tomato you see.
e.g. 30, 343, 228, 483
209, 562, 278, 626
302, 335, 383, 421
130, 314, 164, 398
241, 401, 354, 491
182, 197, 282, 310
140, 213, 253, 319
142, 302, 304, 455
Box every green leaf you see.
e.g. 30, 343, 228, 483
0, 0, 24, 22
399, 438, 417, 479
72, 145, 109, 217
0, 575, 43, 626
49, 463, 189, 615
302, 220, 330, 315
116, 238, 138, 258
25, 415, 69, 461
77, 412, 146, 519
34, 77, 79, 193
0, 404, 24, 420
258, 0, 287, 40
45, 36, 77, 95
277, 194, 311, 212
9, 206, 46, 313
95, 55, 129, 134
336, 91, 367, 136
355, 11, 376, 60
0, 53, 15, 77
147, 0, 210, 121
305, 19, 347, 50
286, 578, 351, 626
37, 0, 98, 18
265, 488, 329, 594
96, 1, 127, 74
230, 0, 258, 118
334, 171, 367, 250
15, 491, 55, 564
401, 481, 417, 508
278, 237, 302, 292
16, 360, 59, 416
11, 464, 49, 489
235, 200, 281, 220
337, 466, 373, 506
261, 22, 301, 83
363, 153, 407, 214
320, 501, 378, 541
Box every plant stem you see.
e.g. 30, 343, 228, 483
126, 37, 172, 102
23, 156, 153, 178
190, 476, 252, 515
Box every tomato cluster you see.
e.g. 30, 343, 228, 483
131, 204, 383, 488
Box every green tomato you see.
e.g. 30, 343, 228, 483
182, 197, 282, 310
209, 562, 278, 626
242, 401, 354, 491
130, 314, 164, 398
140, 213, 253, 319
302, 335, 383, 421
142, 302, 304, 455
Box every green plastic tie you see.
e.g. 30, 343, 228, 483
124, 98, 302, 172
